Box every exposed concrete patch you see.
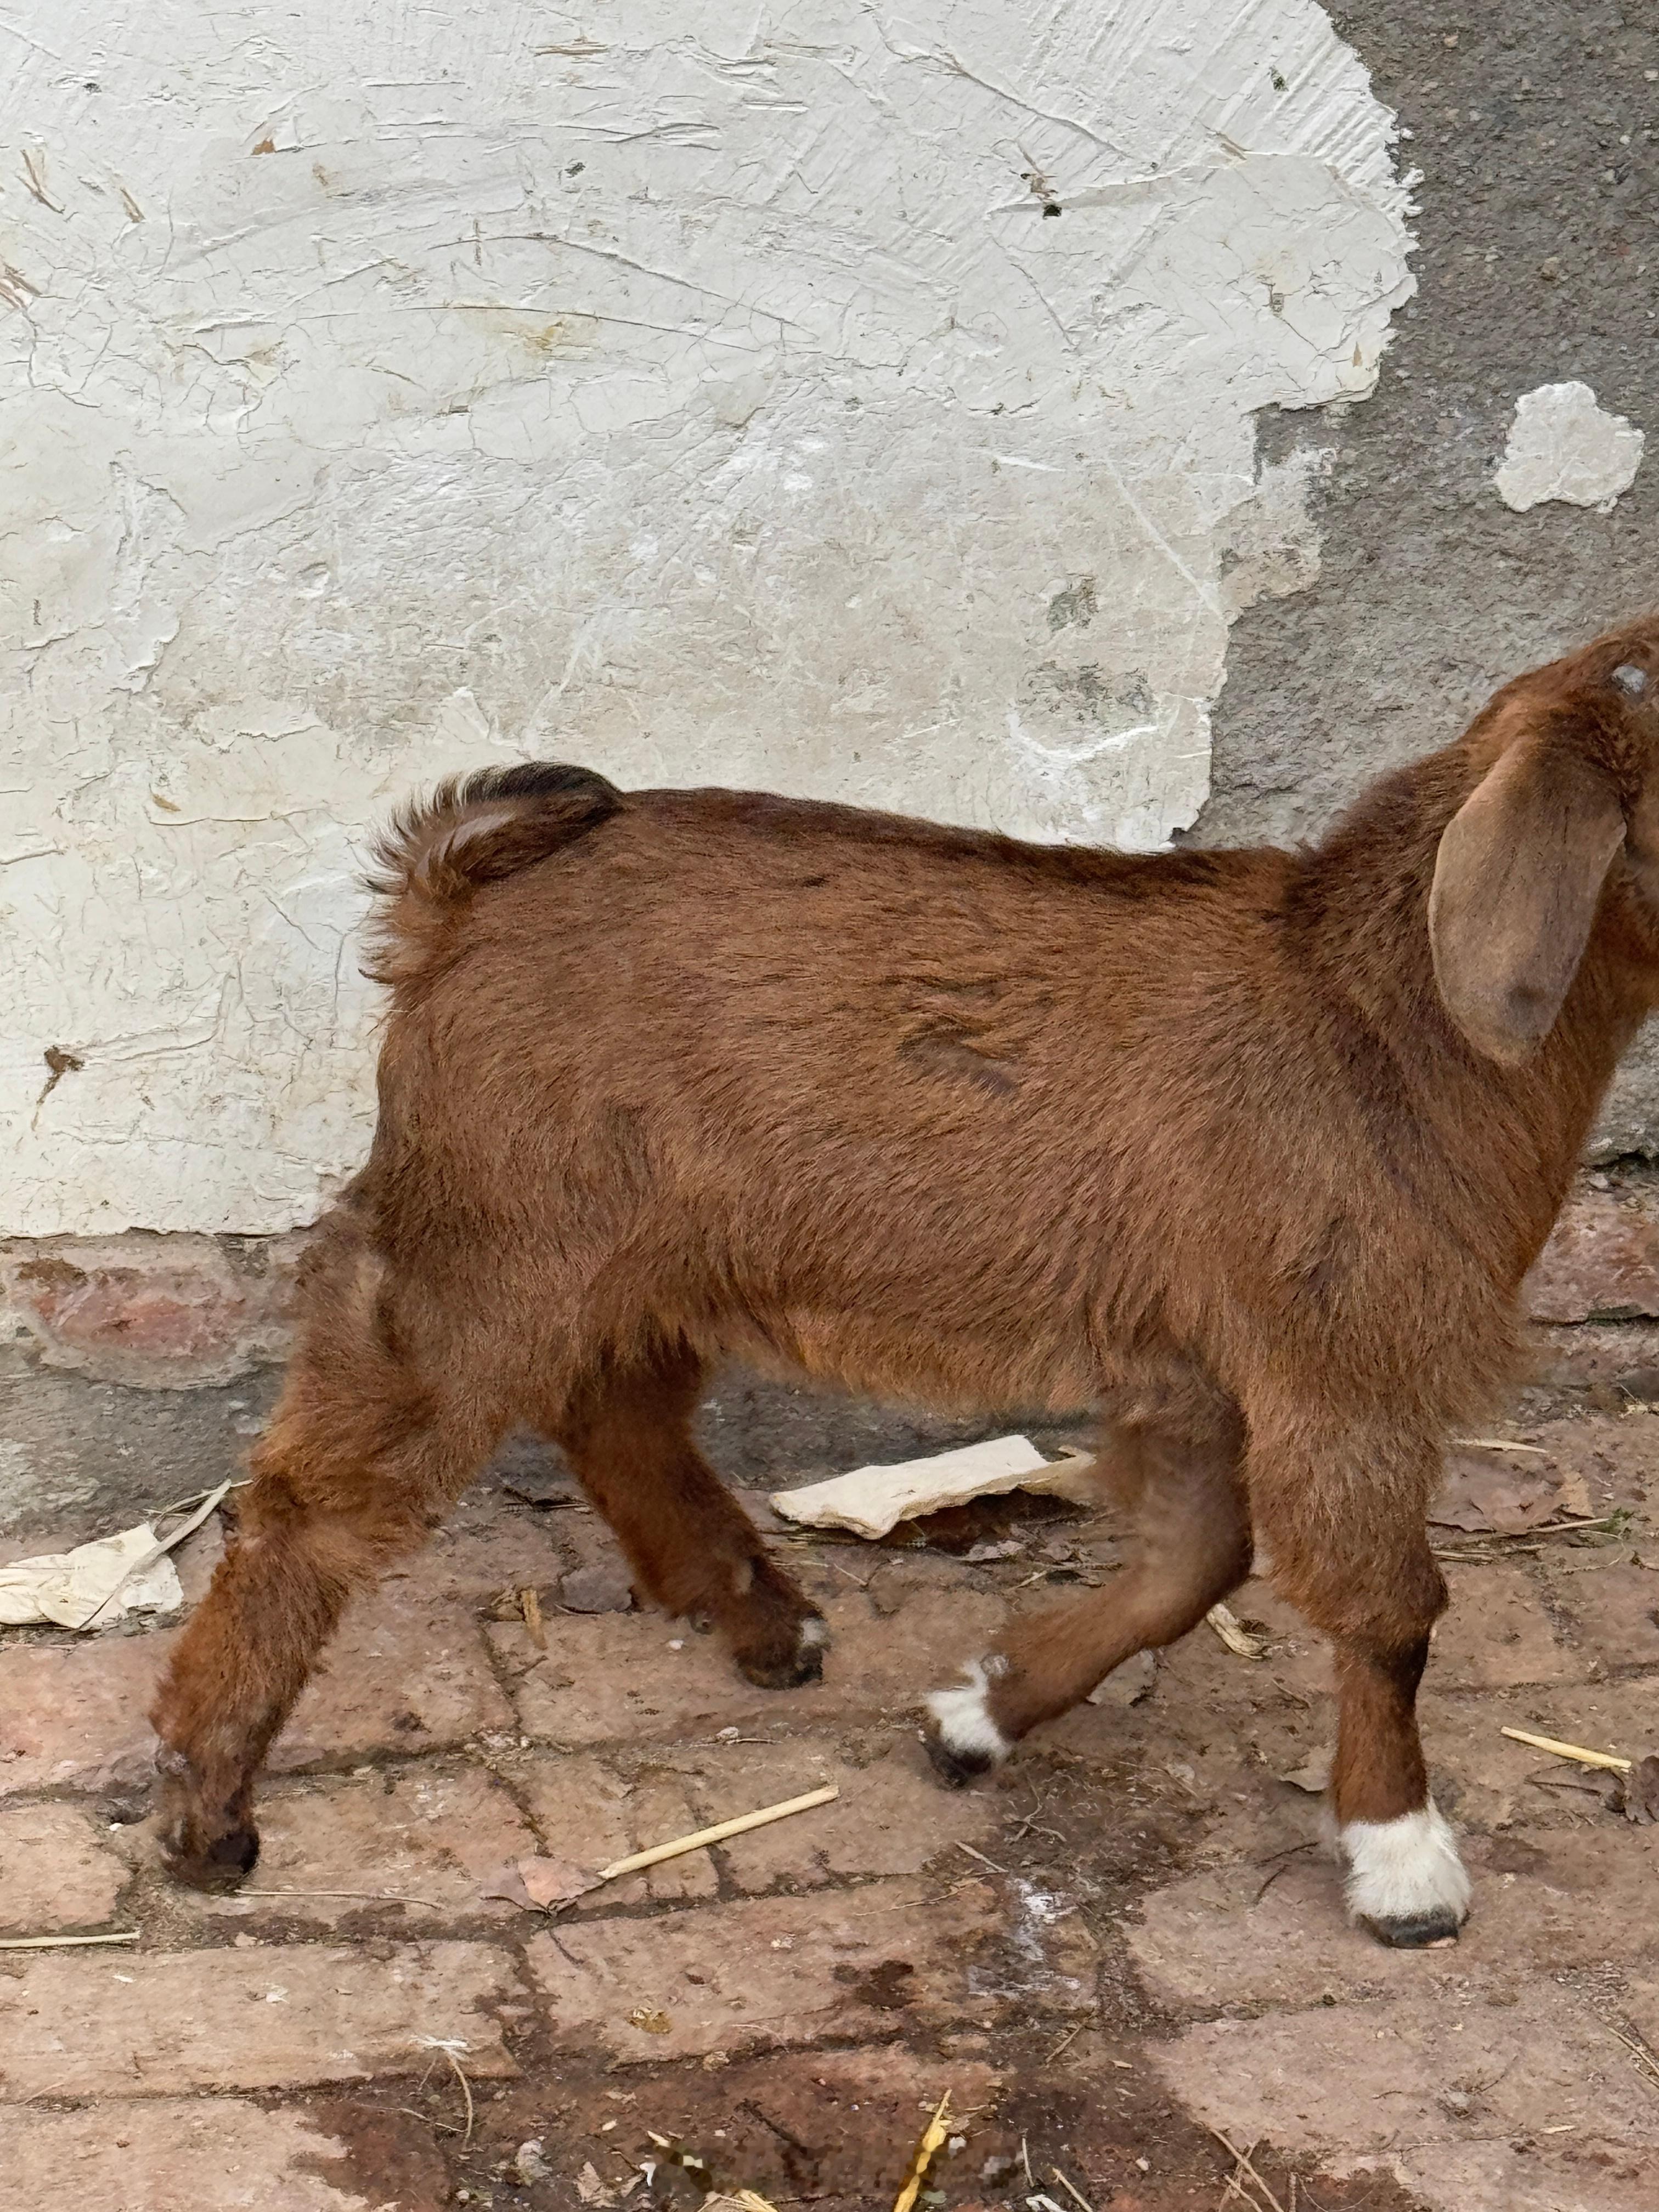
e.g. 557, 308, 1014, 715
1199, 1, 1659, 1155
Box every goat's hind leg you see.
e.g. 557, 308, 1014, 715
923, 1413, 1250, 1781
149, 1235, 503, 1889
552, 1350, 827, 1688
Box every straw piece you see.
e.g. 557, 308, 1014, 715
1452, 1437, 1550, 1455
1606, 2019, 1659, 2090
416, 2038, 474, 2142
1205, 1602, 1268, 1660
1499, 1725, 1631, 1773
1050, 2166, 1097, 2211
1208, 2129, 1289, 2212
955, 1839, 1008, 1873
595, 1785, 838, 1881
521, 1585, 547, 1651
892, 2091, 951, 2212
0, 1929, 140, 1950
238, 1888, 442, 1909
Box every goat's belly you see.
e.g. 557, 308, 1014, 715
724, 1300, 1102, 1421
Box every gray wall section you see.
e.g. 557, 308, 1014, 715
1196, 0, 1659, 1158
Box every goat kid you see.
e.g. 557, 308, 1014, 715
150, 624, 1659, 1946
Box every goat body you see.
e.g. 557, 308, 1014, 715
152, 624, 1659, 1942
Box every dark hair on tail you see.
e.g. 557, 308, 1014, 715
364, 761, 623, 992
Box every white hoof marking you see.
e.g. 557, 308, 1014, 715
926, 1659, 1012, 1766
1340, 1802, 1471, 1929
798, 1615, 830, 1654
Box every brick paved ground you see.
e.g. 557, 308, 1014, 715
2, 1373, 1657, 2211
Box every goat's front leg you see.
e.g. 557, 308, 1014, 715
1250, 1427, 1468, 1947
1324, 1629, 1468, 1944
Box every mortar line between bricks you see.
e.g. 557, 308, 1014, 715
91, 1863, 996, 1951
1509, 1532, 1636, 1627
1432, 1662, 1659, 1708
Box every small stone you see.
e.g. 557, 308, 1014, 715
490, 1430, 578, 1506
514, 2138, 554, 2183
1538, 255, 1560, 281
1619, 1752, 1659, 1825
558, 1562, 636, 1614
1088, 1647, 1156, 1707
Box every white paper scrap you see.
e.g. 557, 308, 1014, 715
769, 1436, 1096, 1541
0, 1481, 230, 1630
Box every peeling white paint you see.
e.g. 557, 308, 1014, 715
1494, 381, 1645, 514
1, 1, 1413, 1234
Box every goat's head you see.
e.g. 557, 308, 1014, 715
1427, 622, 1659, 1065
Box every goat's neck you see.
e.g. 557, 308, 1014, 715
1292, 753, 1658, 1268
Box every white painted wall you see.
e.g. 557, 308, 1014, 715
0, 1, 1412, 1235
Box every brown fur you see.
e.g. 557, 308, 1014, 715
151, 624, 1659, 1914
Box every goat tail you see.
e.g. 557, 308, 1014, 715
364, 761, 623, 992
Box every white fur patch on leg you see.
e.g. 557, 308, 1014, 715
926, 1659, 1012, 1767
1340, 1801, 1471, 1936
798, 1615, 830, 1655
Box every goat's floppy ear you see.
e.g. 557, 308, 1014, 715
1429, 740, 1626, 1065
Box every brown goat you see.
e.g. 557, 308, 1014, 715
151, 622, 1659, 1945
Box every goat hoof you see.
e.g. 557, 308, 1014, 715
922, 1724, 994, 1790
1357, 1908, 1463, 1950
923, 1660, 1011, 1788
162, 1825, 261, 1893
735, 1612, 828, 1689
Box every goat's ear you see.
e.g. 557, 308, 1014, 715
1429, 741, 1626, 1065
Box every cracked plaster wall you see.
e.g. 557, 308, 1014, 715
1, 1, 1413, 1235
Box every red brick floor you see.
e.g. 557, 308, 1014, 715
2, 1405, 1657, 2209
